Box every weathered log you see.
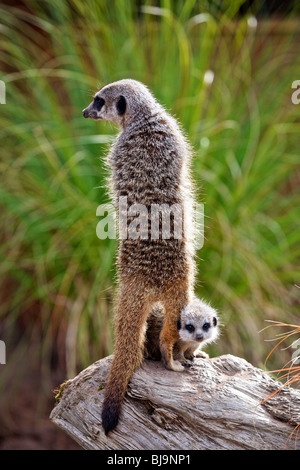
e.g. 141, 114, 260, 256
50, 354, 300, 450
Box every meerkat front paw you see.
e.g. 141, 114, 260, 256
195, 350, 209, 359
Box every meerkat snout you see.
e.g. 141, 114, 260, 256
82, 95, 106, 120
195, 332, 203, 341
82, 93, 127, 124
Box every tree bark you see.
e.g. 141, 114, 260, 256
50, 354, 300, 450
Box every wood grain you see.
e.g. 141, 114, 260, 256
50, 354, 300, 450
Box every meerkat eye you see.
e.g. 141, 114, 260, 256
186, 324, 195, 333
202, 322, 210, 331
94, 96, 105, 111
116, 95, 126, 115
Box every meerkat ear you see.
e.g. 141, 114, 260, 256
213, 317, 217, 327
116, 95, 126, 115
177, 320, 181, 330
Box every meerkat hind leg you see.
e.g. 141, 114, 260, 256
101, 287, 151, 434
173, 344, 194, 367
164, 346, 185, 370
160, 323, 185, 372
160, 290, 190, 372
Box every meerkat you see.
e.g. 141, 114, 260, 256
175, 297, 219, 364
144, 298, 219, 364
82, 79, 196, 435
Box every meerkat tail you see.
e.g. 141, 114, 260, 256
101, 358, 136, 435
101, 381, 124, 435
101, 287, 151, 435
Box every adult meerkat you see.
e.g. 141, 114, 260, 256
82, 79, 196, 434
145, 298, 219, 364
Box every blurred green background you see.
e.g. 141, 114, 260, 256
0, 0, 299, 449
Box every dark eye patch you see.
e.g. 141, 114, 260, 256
186, 324, 195, 333
116, 95, 126, 115
202, 322, 210, 331
94, 96, 105, 111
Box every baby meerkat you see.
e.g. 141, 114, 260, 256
175, 298, 219, 365
145, 298, 219, 365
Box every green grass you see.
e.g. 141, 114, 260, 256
0, 0, 299, 389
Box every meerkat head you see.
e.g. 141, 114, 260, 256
177, 298, 219, 346
82, 79, 160, 128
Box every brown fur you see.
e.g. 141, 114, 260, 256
83, 79, 196, 434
